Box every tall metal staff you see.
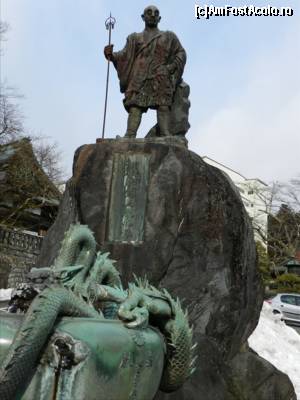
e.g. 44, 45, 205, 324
102, 13, 116, 139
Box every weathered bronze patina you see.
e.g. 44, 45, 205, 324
104, 5, 187, 138
0, 224, 195, 400
0, 314, 166, 400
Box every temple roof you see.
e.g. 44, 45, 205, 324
0, 138, 61, 231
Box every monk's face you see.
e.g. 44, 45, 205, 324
142, 6, 161, 28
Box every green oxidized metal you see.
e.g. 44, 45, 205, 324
0, 224, 195, 400
0, 313, 165, 400
107, 153, 150, 243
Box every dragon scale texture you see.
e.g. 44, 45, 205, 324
132, 280, 196, 392
53, 224, 96, 271
0, 286, 100, 400
0, 224, 195, 399
160, 297, 196, 392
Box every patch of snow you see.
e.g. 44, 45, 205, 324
0, 288, 13, 300
249, 302, 300, 398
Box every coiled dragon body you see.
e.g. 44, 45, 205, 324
0, 224, 195, 399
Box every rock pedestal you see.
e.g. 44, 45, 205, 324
37, 138, 296, 400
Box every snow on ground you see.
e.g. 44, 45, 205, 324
0, 288, 13, 300
249, 302, 300, 398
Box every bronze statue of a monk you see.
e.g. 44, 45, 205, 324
104, 5, 187, 138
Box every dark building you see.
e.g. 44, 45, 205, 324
0, 138, 61, 287
282, 257, 300, 276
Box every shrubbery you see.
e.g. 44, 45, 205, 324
256, 242, 300, 295
275, 273, 300, 294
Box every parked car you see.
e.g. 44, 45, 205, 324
267, 293, 300, 324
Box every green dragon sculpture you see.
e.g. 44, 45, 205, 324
0, 224, 196, 400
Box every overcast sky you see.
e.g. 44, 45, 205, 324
1, 0, 299, 183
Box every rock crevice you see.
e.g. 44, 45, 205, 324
36, 140, 296, 399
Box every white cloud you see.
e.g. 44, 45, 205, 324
190, 21, 300, 183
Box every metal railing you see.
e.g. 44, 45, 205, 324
0, 228, 43, 255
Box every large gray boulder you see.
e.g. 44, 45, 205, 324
37, 139, 296, 399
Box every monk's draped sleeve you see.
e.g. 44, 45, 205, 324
167, 31, 187, 85
112, 33, 137, 93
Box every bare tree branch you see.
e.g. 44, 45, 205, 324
0, 85, 24, 142
30, 135, 65, 185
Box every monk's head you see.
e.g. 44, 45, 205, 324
142, 6, 161, 27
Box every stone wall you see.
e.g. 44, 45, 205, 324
0, 227, 43, 288
36, 139, 296, 399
